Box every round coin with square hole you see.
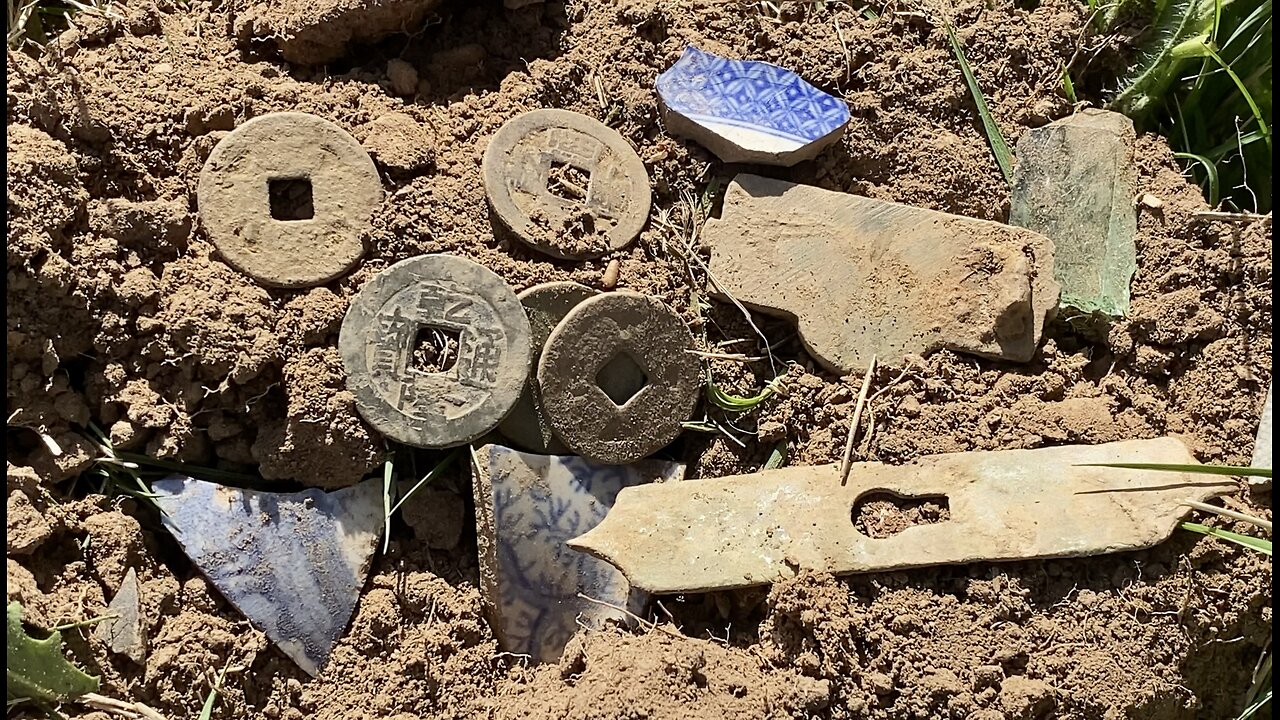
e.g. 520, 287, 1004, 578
483, 109, 652, 260
198, 112, 382, 288
498, 281, 600, 454
538, 291, 701, 464
339, 255, 532, 449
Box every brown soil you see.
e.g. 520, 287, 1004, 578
5, 1, 1271, 719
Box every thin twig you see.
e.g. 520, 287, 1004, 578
839, 356, 877, 486
576, 593, 685, 639
77, 693, 169, 720
1191, 210, 1272, 224
1182, 499, 1273, 532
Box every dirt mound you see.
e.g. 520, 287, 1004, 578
5, 0, 1271, 718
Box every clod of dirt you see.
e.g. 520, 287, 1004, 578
362, 111, 436, 173
236, 0, 445, 65
6, 490, 52, 555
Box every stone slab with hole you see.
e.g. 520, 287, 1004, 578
568, 437, 1226, 593
655, 46, 851, 166
152, 475, 385, 676
339, 254, 532, 449
703, 174, 1061, 374
197, 112, 383, 289
537, 291, 701, 465
471, 443, 684, 663
1011, 108, 1138, 317
483, 109, 651, 260
498, 281, 599, 454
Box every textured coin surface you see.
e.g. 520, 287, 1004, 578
483, 109, 651, 260
498, 282, 600, 454
198, 112, 382, 288
339, 255, 532, 448
538, 291, 701, 464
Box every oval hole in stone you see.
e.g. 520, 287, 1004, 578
851, 491, 950, 539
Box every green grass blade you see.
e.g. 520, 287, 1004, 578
1078, 462, 1270, 478
763, 441, 787, 470
114, 452, 260, 483
946, 24, 1014, 183
1059, 62, 1078, 105
197, 661, 231, 720
1172, 151, 1222, 206
705, 375, 782, 413
1239, 652, 1272, 720
1205, 45, 1273, 152
1181, 521, 1273, 555
389, 449, 460, 516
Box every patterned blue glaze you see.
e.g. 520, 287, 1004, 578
656, 46, 850, 146
475, 445, 684, 662
152, 475, 384, 677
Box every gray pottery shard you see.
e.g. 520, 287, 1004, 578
570, 437, 1230, 594
704, 174, 1060, 374
94, 567, 146, 664
1011, 108, 1138, 317
471, 444, 684, 662
153, 475, 384, 676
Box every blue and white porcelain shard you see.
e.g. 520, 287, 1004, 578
152, 475, 384, 677
471, 444, 685, 663
656, 46, 851, 166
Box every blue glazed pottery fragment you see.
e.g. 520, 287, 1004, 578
152, 475, 384, 677
656, 46, 851, 166
471, 444, 685, 662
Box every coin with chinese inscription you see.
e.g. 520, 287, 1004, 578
198, 112, 382, 288
483, 109, 651, 260
537, 291, 701, 464
339, 255, 532, 448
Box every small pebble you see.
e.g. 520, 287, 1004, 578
602, 259, 620, 289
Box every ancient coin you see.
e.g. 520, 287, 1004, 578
339, 255, 532, 448
198, 112, 382, 288
538, 291, 701, 464
483, 109, 651, 260
498, 281, 600, 454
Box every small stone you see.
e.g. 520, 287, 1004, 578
6, 490, 51, 556
497, 282, 599, 454
362, 112, 434, 173
538, 291, 701, 465
471, 443, 684, 662
656, 46, 851, 166
569, 437, 1228, 593
153, 475, 384, 676
396, 484, 465, 550
601, 259, 621, 290
386, 58, 419, 97
1011, 109, 1137, 317
197, 112, 383, 289
997, 676, 1056, 718
339, 255, 532, 449
703, 174, 1059, 374
94, 567, 147, 664
483, 109, 652, 260
1251, 382, 1272, 487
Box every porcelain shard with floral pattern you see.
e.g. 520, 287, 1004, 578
471, 444, 685, 662
656, 46, 851, 166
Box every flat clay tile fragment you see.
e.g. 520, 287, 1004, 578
656, 46, 851, 166
471, 443, 685, 662
94, 567, 146, 664
1011, 109, 1138, 317
703, 174, 1060, 374
537, 291, 701, 465
570, 437, 1228, 594
483, 109, 651, 260
197, 112, 382, 289
339, 254, 532, 449
153, 475, 385, 676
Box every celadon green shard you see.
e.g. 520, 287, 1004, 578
1011, 109, 1138, 317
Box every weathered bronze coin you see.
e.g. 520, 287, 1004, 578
339, 255, 532, 448
483, 109, 651, 260
538, 291, 701, 464
497, 281, 600, 454
198, 112, 382, 288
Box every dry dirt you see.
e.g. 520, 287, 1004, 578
5, 0, 1272, 719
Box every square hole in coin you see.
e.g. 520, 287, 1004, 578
596, 353, 648, 407
411, 325, 461, 374
269, 177, 315, 221
546, 160, 591, 202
